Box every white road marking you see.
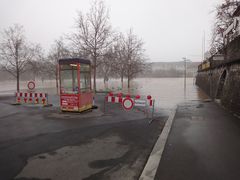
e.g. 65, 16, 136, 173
139, 106, 177, 180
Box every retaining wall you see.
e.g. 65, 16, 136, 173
196, 37, 240, 115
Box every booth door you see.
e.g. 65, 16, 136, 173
59, 63, 80, 111
79, 66, 93, 112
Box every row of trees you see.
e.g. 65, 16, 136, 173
0, 0, 146, 92
210, 0, 240, 54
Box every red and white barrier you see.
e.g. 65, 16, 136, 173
104, 92, 156, 122
15, 92, 48, 105
105, 93, 154, 109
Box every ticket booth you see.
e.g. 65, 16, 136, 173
59, 58, 93, 112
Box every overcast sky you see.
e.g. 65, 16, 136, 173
0, 0, 222, 62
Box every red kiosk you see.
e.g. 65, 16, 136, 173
59, 58, 93, 112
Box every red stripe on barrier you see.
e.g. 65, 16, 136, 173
119, 97, 122, 103
112, 96, 115, 103
149, 100, 153, 106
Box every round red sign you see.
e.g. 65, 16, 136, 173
122, 98, 134, 111
27, 81, 35, 91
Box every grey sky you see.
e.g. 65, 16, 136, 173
0, 0, 221, 62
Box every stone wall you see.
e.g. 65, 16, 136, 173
221, 64, 240, 114
196, 64, 240, 115
196, 37, 240, 115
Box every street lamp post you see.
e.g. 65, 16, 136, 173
183, 57, 187, 96
182, 57, 190, 98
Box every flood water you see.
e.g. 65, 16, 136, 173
0, 78, 208, 112
97, 78, 208, 110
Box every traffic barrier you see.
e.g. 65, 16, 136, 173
15, 92, 48, 106
104, 92, 155, 122
105, 93, 154, 108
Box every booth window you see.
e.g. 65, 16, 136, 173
80, 64, 91, 92
60, 64, 78, 94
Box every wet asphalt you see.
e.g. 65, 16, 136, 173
155, 101, 240, 180
0, 94, 166, 180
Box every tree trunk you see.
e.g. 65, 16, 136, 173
16, 47, 20, 92
127, 76, 130, 89
121, 73, 124, 89
104, 76, 108, 90
56, 65, 59, 95
127, 68, 130, 89
93, 57, 97, 93
17, 70, 20, 92
55, 76, 59, 95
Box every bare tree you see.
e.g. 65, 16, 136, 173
0, 24, 36, 92
113, 34, 128, 88
47, 38, 70, 93
69, 0, 112, 93
211, 0, 240, 53
119, 29, 146, 89
28, 44, 45, 81
97, 46, 117, 87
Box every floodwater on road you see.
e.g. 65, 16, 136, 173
98, 78, 208, 110
0, 78, 208, 111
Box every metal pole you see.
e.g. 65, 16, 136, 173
103, 93, 106, 113
183, 57, 187, 98
184, 59, 186, 92
149, 100, 155, 124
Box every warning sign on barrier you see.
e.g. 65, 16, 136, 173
27, 81, 35, 91
122, 98, 134, 111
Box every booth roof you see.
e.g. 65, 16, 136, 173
58, 58, 91, 65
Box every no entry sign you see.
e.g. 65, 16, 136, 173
27, 81, 35, 91
122, 98, 134, 111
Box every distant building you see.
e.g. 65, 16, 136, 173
145, 61, 200, 77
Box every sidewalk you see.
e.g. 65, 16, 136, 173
155, 100, 240, 180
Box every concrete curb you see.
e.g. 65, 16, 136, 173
139, 106, 177, 180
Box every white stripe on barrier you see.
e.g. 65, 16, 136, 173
115, 97, 119, 103
107, 96, 112, 102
